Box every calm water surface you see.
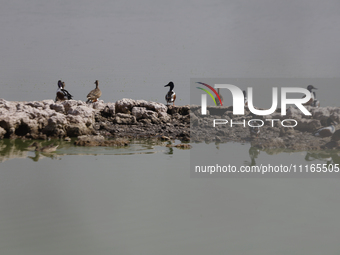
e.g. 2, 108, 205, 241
1, 139, 340, 254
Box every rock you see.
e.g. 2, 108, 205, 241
101, 102, 115, 117
114, 113, 137, 124
136, 100, 167, 113
91, 100, 106, 111
115, 98, 136, 114
279, 127, 295, 137
190, 113, 199, 126
295, 119, 321, 132
50, 103, 65, 113
67, 105, 94, 118
286, 106, 304, 119
61, 100, 83, 113
311, 107, 330, 121
158, 112, 171, 122
131, 107, 146, 120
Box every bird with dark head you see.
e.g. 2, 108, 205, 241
243, 90, 248, 107
56, 80, 73, 102
311, 91, 320, 107
313, 118, 337, 138
303, 85, 317, 106
86, 80, 102, 103
164, 81, 176, 106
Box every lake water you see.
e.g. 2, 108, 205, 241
2, 0, 340, 254
1, 139, 340, 255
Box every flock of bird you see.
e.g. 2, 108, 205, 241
28, 80, 177, 153
55, 80, 176, 106
31, 82, 334, 152
56, 80, 102, 103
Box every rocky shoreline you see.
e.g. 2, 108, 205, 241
0, 98, 190, 142
1, 98, 340, 150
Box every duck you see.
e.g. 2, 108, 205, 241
331, 129, 340, 141
56, 80, 73, 102
311, 91, 320, 107
249, 120, 261, 138
164, 81, 176, 106
302, 85, 317, 106
29, 142, 59, 153
215, 88, 224, 106
313, 118, 337, 138
86, 80, 102, 103
243, 90, 248, 107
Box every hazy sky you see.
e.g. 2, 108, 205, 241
1, 0, 340, 102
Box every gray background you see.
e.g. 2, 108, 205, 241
1, 0, 340, 104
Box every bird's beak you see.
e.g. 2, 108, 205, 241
164, 84, 168, 87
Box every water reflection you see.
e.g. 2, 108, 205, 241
0, 138, 182, 162
205, 141, 340, 167
305, 151, 340, 165
28, 151, 59, 162
244, 147, 261, 166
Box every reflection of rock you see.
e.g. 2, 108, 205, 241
0, 139, 29, 162
0, 127, 6, 139
166, 143, 191, 149
74, 135, 130, 146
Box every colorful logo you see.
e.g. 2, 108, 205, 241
196, 82, 223, 106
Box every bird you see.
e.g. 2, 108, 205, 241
29, 142, 59, 153
313, 118, 337, 138
303, 85, 317, 106
243, 90, 248, 107
56, 80, 73, 102
215, 88, 223, 106
249, 120, 261, 138
164, 81, 176, 106
331, 129, 340, 141
311, 91, 320, 107
86, 80, 102, 103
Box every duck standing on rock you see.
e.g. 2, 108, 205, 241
311, 91, 320, 107
215, 88, 223, 106
243, 90, 248, 107
303, 85, 317, 106
86, 80, 102, 103
313, 118, 337, 138
56, 80, 73, 102
164, 81, 176, 106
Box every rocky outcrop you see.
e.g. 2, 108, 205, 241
190, 105, 340, 150
2, 97, 340, 150
0, 98, 190, 141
